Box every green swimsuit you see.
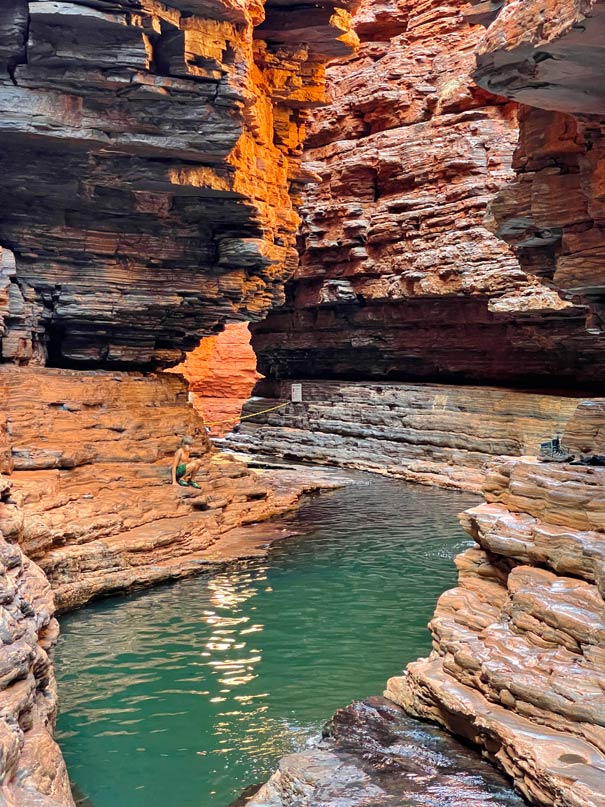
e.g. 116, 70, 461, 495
175, 463, 187, 479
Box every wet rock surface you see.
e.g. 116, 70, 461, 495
245, 697, 526, 806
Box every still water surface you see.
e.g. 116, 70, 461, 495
56, 476, 479, 807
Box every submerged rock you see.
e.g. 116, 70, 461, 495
245, 697, 526, 806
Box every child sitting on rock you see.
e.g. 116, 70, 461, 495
171, 436, 203, 488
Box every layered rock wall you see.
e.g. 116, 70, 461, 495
476, 0, 605, 334
0, 0, 357, 368
0, 528, 74, 807
0, 366, 336, 611
385, 6, 605, 805
0, 5, 361, 801
249, 0, 604, 387
387, 447, 605, 806
228, 379, 582, 491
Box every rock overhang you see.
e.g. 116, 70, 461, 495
0, 0, 359, 369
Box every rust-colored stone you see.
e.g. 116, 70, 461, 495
0, 366, 342, 612
249, 0, 604, 387
170, 322, 261, 436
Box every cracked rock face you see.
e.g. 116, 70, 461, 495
243, 698, 526, 807
250, 0, 604, 388
0, 531, 73, 807
475, 0, 605, 333
0, 0, 357, 368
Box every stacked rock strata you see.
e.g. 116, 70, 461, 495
387, 403, 605, 806
0, 366, 341, 612
0, 528, 74, 807
386, 5, 605, 806
0, 0, 357, 367
229, 378, 582, 492
0, 3, 359, 803
476, 0, 605, 336
250, 0, 604, 387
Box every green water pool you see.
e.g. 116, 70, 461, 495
56, 475, 479, 807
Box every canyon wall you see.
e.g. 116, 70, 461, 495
249, 0, 603, 388
0, 0, 355, 605
0, 0, 357, 368
0, 527, 73, 807
230, 379, 581, 491
477, 0, 605, 335
386, 5, 605, 807
225, 0, 604, 491
388, 407, 605, 807
0, 3, 359, 802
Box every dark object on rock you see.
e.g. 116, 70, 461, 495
228, 783, 263, 806
0, 474, 11, 502
572, 453, 605, 467
539, 435, 575, 463
246, 698, 525, 806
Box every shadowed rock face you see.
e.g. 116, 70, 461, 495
475, 0, 605, 332
227, 379, 583, 492
250, 0, 604, 388
0, 0, 357, 369
244, 698, 526, 806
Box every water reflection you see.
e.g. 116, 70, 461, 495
56, 475, 479, 807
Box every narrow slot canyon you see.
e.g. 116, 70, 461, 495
0, 1, 604, 807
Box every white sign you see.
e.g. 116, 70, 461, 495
291, 383, 303, 403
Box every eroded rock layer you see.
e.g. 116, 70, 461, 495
169, 321, 261, 435
0, 0, 357, 368
227, 379, 582, 491
249, 0, 604, 388
476, 0, 605, 333
0, 527, 74, 807
387, 451, 605, 806
383, 7, 605, 806
0, 366, 341, 611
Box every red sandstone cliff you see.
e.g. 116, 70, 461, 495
250, 0, 603, 387
387, 5, 605, 806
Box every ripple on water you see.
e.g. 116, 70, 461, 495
56, 475, 483, 807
